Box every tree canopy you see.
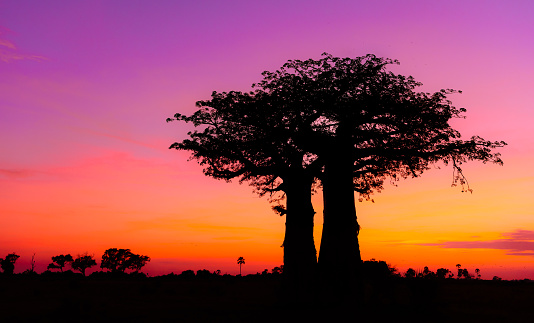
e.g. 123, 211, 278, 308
253, 53, 505, 196
168, 88, 322, 281
47, 254, 74, 272
100, 248, 150, 273
71, 254, 97, 276
169, 53, 505, 290
253, 53, 505, 283
0, 253, 20, 275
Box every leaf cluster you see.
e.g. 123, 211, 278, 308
0, 253, 20, 274
47, 254, 74, 272
168, 89, 320, 197
100, 248, 150, 273
169, 53, 506, 200
71, 253, 97, 275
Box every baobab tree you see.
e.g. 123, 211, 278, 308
237, 257, 245, 276
253, 53, 505, 286
170, 53, 505, 293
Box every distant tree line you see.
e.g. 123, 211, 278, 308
0, 248, 150, 276
402, 263, 482, 280
0, 252, 510, 282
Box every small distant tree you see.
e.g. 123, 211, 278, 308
421, 266, 436, 279
126, 253, 151, 273
387, 263, 400, 277
461, 268, 472, 279
475, 268, 481, 280
237, 257, 245, 276
436, 268, 452, 279
47, 254, 74, 272
272, 266, 283, 275
456, 264, 462, 279
0, 253, 20, 275
71, 254, 97, 276
180, 270, 195, 278
492, 276, 502, 281
100, 248, 150, 273
196, 269, 212, 278
405, 268, 416, 279
22, 253, 37, 275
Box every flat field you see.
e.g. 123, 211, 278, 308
1, 275, 533, 322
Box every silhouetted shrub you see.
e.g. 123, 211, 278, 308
0, 253, 20, 275
405, 268, 416, 279
362, 259, 392, 281
179, 270, 195, 279
100, 248, 150, 273
47, 254, 74, 272
71, 254, 97, 276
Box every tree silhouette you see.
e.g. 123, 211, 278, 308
272, 266, 283, 275
475, 268, 481, 280
420, 266, 436, 279
456, 264, 462, 279
100, 248, 150, 273
169, 53, 505, 291
47, 254, 74, 272
405, 268, 416, 279
168, 89, 321, 282
461, 268, 472, 279
29, 253, 36, 274
237, 257, 245, 276
0, 253, 20, 275
436, 268, 452, 279
253, 53, 506, 285
71, 253, 96, 276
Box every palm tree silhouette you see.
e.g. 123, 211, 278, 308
237, 257, 245, 276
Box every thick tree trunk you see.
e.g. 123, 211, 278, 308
318, 129, 362, 298
282, 174, 318, 290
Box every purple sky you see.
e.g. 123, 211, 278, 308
1, 0, 534, 278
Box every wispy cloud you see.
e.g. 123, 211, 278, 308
416, 229, 534, 256
0, 169, 36, 179
0, 27, 46, 62
0, 38, 16, 49
502, 230, 534, 240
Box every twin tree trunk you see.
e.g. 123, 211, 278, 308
281, 126, 362, 295
282, 173, 318, 285
318, 126, 362, 294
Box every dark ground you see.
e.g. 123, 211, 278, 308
1, 273, 533, 322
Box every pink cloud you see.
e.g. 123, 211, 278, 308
0, 169, 37, 179
0, 38, 16, 49
0, 27, 46, 62
502, 230, 534, 240
416, 230, 534, 256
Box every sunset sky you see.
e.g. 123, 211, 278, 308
1, 0, 533, 279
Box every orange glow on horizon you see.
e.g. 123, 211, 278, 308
2, 1, 534, 280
